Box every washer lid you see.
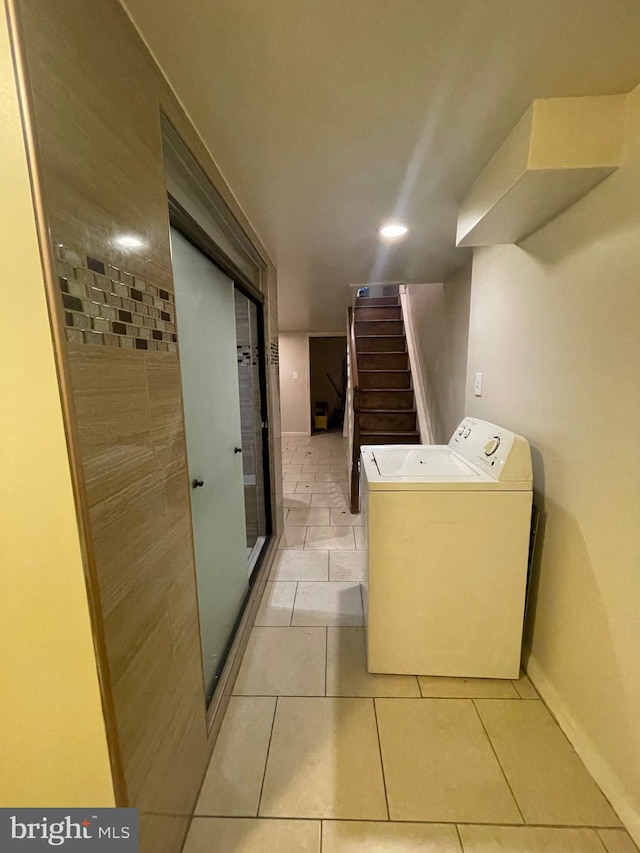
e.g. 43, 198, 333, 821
361, 445, 531, 491
372, 447, 483, 479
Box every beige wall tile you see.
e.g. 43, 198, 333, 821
195, 697, 276, 816
233, 628, 326, 696
260, 697, 387, 819
184, 818, 320, 853
375, 698, 521, 823
323, 821, 461, 852
327, 628, 420, 697
475, 699, 621, 826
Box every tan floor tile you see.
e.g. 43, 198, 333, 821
315, 473, 348, 483
418, 675, 519, 699
329, 551, 367, 581
302, 464, 332, 473
283, 481, 297, 494
598, 829, 640, 853
278, 527, 306, 549
284, 470, 315, 482
271, 549, 329, 581
286, 508, 331, 526
295, 482, 332, 494
255, 582, 297, 627
327, 628, 420, 697
513, 670, 539, 698
475, 699, 620, 826
459, 825, 609, 852
376, 698, 521, 823
305, 526, 356, 550
284, 494, 312, 508
292, 582, 363, 626
283, 464, 303, 474
183, 818, 320, 852
322, 820, 461, 852
330, 507, 363, 526
233, 628, 326, 696
195, 697, 275, 816
310, 492, 349, 508
260, 697, 387, 819
354, 527, 366, 549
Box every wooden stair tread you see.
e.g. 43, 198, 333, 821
360, 409, 417, 415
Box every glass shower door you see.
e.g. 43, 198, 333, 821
234, 290, 268, 571
170, 227, 249, 703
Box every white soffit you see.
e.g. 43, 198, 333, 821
456, 94, 628, 247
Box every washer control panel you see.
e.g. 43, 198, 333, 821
449, 417, 532, 483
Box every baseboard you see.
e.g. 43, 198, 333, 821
527, 655, 640, 846
282, 431, 311, 437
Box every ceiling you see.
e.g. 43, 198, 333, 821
122, 0, 640, 331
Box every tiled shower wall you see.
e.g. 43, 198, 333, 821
12, 1, 282, 852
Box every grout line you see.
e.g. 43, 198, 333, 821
290, 582, 299, 626
372, 698, 391, 820
324, 627, 328, 696
188, 814, 633, 829
471, 698, 526, 825
455, 823, 464, 851
320, 819, 323, 851
256, 696, 278, 818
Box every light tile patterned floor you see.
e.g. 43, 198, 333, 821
183, 432, 637, 853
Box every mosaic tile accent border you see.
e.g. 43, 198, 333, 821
237, 344, 259, 367
269, 340, 279, 366
55, 245, 178, 353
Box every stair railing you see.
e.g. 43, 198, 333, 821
347, 296, 361, 513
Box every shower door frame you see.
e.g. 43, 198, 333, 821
169, 194, 273, 719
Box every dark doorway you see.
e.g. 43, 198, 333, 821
309, 336, 347, 433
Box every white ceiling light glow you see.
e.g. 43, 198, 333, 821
116, 235, 144, 248
378, 221, 409, 241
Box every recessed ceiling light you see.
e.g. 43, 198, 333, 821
378, 221, 408, 240
116, 235, 144, 248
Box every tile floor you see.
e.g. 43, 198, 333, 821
183, 432, 638, 853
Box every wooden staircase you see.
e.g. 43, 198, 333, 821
348, 293, 420, 511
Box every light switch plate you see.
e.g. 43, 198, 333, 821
292, 371, 299, 380
474, 372, 483, 396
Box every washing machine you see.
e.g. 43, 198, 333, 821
360, 417, 533, 680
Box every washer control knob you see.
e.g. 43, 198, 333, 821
457, 425, 465, 435
484, 437, 501, 456
463, 428, 471, 438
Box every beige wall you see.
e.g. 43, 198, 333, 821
465, 83, 640, 842
0, 9, 114, 806
279, 333, 310, 434
405, 266, 472, 444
